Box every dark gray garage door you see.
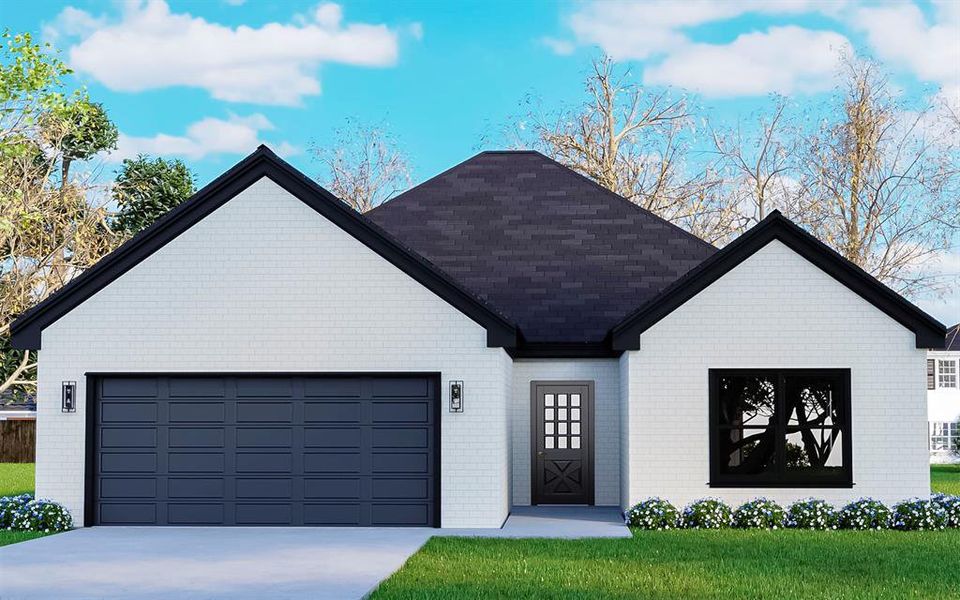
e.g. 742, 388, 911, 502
90, 374, 439, 527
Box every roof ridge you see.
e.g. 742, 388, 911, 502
528, 151, 718, 253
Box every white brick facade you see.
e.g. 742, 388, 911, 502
622, 240, 929, 509
31, 178, 932, 528
35, 177, 511, 528
510, 359, 620, 506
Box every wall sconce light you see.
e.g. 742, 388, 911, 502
449, 380, 464, 413
62, 381, 76, 413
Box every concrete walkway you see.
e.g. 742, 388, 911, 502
0, 507, 628, 600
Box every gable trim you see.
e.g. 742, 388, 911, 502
610, 211, 946, 351
11, 146, 518, 350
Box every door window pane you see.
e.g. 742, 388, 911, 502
572, 423, 580, 435
558, 422, 567, 435
558, 394, 568, 406
545, 422, 554, 435
558, 437, 567, 449
545, 394, 555, 406
571, 394, 581, 407
558, 408, 567, 421
571, 436, 581, 449
571, 408, 580, 421
545, 408, 554, 420
545, 436, 554, 449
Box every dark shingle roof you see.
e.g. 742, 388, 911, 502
947, 324, 960, 351
367, 151, 716, 343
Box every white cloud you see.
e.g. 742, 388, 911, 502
42, 6, 106, 42
561, 0, 847, 60
110, 114, 299, 162
852, 1, 960, 92
540, 37, 575, 56
49, 0, 405, 106
645, 27, 851, 97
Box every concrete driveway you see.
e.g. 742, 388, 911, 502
0, 527, 433, 600
0, 508, 628, 599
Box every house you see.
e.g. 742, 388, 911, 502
10, 147, 946, 528
929, 324, 960, 462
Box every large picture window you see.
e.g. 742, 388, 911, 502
710, 369, 852, 487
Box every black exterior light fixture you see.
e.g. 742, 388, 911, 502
62, 381, 76, 413
449, 380, 464, 413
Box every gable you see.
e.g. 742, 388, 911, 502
10, 147, 517, 350
611, 211, 946, 350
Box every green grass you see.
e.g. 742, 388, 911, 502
374, 466, 960, 599
371, 530, 960, 599
0, 462, 34, 496
0, 463, 44, 547
0, 530, 48, 547
931, 464, 960, 495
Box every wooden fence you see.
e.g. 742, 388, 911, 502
0, 420, 36, 462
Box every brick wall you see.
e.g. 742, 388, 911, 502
510, 359, 620, 506
35, 177, 510, 528
623, 239, 929, 509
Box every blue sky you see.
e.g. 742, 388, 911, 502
5, 0, 959, 323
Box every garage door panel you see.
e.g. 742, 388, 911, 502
237, 402, 293, 423
372, 427, 429, 448
99, 503, 157, 524
99, 477, 158, 499
168, 453, 225, 473
100, 427, 157, 448
304, 427, 360, 448
93, 374, 437, 526
100, 402, 157, 423
236, 453, 293, 473
236, 378, 293, 398
101, 378, 158, 398
371, 378, 429, 398
169, 402, 225, 423
304, 478, 361, 499
304, 402, 361, 423
372, 402, 429, 423
372, 453, 429, 473
236, 427, 292, 448
372, 504, 430, 526
168, 478, 224, 499
168, 378, 225, 397
168, 504, 224, 525
168, 427, 225, 448
236, 504, 293, 525
304, 452, 361, 473
100, 452, 157, 473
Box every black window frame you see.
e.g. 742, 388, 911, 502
709, 368, 853, 488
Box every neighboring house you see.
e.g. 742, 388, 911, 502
10, 147, 946, 529
929, 324, 960, 463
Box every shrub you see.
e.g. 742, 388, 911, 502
679, 498, 733, 529
837, 498, 891, 530
0, 494, 33, 529
931, 493, 960, 528
625, 497, 679, 530
785, 499, 837, 530
891, 498, 947, 531
733, 498, 785, 529
1, 494, 72, 533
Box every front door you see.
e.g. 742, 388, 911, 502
531, 382, 593, 505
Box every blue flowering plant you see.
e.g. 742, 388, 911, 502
625, 497, 679, 530
679, 498, 734, 529
931, 493, 960, 528
733, 498, 785, 529
837, 498, 891, 530
0, 494, 73, 533
785, 498, 837, 530
891, 498, 947, 531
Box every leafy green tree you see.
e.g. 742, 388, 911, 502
112, 155, 196, 234
0, 31, 120, 399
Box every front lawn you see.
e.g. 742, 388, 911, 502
371, 530, 960, 599
931, 464, 960, 495
0, 462, 47, 547
374, 465, 960, 599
